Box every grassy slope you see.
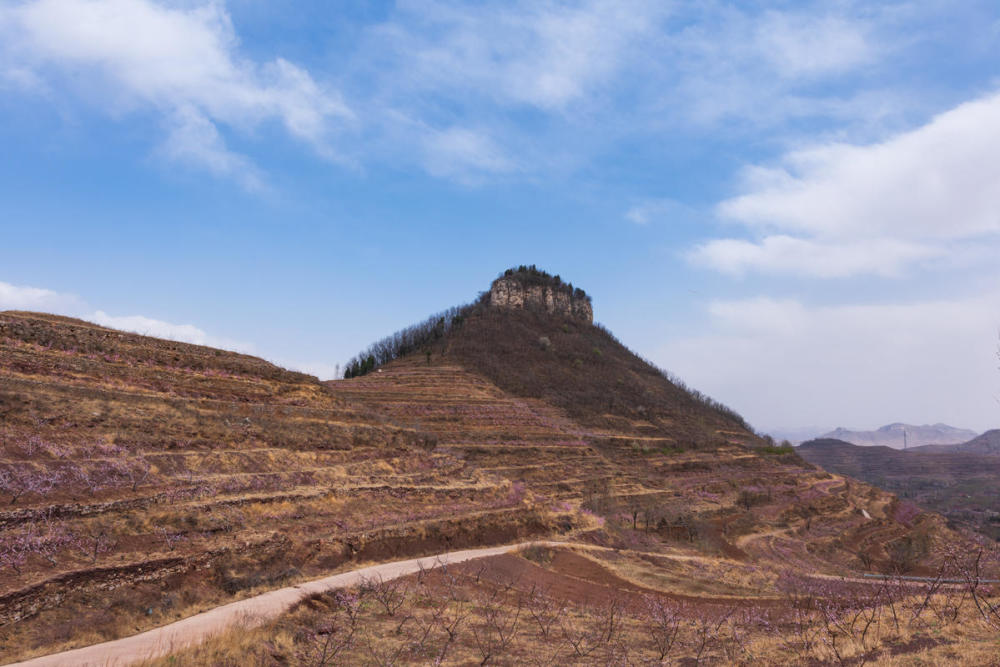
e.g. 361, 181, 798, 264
0, 312, 550, 662
330, 306, 953, 579
441, 306, 753, 445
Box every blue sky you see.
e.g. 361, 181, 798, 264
3, 0, 1000, 436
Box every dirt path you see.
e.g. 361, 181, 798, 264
734, 526, 793, 548
5, 542, 543, 667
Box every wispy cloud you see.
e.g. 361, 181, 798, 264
645, 3, 894, 132
624, 198, 701, 226
353, 1, 912, 182
1, 0, 351, 188
158, 105, 265, 192
370, 0, 660, 111
753, 10, 875, 79
0, 0, 980, 189
421, 126, 517, 182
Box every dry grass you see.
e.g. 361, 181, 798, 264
0, 313, 547, 662
148, 549, 1000, 665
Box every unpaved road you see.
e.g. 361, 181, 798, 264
6, 542, 542, 667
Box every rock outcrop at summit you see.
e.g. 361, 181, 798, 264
489, 270, 593, 323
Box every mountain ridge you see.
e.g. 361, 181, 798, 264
821, 422, 977, 449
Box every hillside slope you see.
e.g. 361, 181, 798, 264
0, 311, 550, 663
799, 437, 1000, 538
331, 269, 957, 579
915, 428, 1000, 455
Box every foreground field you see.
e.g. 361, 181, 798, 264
151, 543, 1000, 665
9, 544, 531, 666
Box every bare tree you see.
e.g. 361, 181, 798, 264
299, 591, 361, 666
526, 585, 564, 638
642, 595, 683, 661
360, 574, 409, 617
472, 586, 524, 666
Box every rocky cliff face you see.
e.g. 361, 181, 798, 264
489, 277, 593, 323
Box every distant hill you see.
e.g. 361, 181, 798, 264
799, 437, 1000, 539
821, 422, 976, 449
764, 426, 831, 445
915, 429, 1000, 455
797, 438, 903, 479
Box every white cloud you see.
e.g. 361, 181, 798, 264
659, 295, 1000, 432
658, 3, 890, 130
719, 91, 1000, 239
0, 1, 938, 187
0, 0, 975, 189
90, 310, 253, 352
0, 65, 47, 93
0, 281, 84, 312
695, 90, 1000, 277
363, 2, 891, 182
689, 235, 943, 278
1, 0, 351, 185
0, 279, 252, 353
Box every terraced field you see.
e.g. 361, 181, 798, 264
0, 313, 551, 663
327, 352, 942, 580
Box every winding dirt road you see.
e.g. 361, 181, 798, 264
6, 542, 542, 667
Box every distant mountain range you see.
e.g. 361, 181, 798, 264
912, 429, 1000, 455
820, 423, 977, 449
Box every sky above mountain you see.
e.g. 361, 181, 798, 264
2, 0, 1000, 433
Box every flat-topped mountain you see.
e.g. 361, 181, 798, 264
343, 266, 753, 445
821, 422, 976, 449
488, 265, 593, 323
